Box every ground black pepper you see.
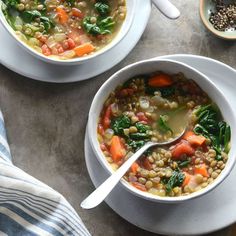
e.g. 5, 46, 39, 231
209, 0, 236, 31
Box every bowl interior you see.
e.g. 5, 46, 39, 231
88, 59, 236, 203
200, 0, 236, 40
0, 0, 136, 65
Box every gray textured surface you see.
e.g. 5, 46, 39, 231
0, 1, 236, 236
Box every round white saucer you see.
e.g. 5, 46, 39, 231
84, 54, 236, 236
0, 0, 151, 83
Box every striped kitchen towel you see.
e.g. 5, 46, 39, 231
0, 111, 90, 236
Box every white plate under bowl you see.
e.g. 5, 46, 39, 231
84, 54, 236, 236
0, 0, 151, 83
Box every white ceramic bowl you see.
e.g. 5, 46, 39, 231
88, 59, 236, 203
0, 0, 136, 65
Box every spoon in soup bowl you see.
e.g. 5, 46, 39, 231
81, 128, 186, 209
152, 0, 180, 19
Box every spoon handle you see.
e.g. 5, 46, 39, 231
152, 0, 180, 19
80, 142, 155, 209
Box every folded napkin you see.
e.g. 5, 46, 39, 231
0, 111, 90, 236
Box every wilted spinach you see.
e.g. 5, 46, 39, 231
165, 170, 185, 193
83, 16, 115, 35
158, 115, 173, 134
111, 115, 131, 136
177, 159, 191, 168
194, 104, 231, 158
95, 1, 110, 16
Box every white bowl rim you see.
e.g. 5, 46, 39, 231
88, 58, 236, 203
0, 0, 136, 65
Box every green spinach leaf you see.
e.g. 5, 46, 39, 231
21, 10, 41, 23
3, 0, 19, 8
135, 122, 150, 133
127, 139, 145, 151
158, 115, 173, 134
95, 1, 110, 16
165, 170, 185, 193
194, 104, 231, 156
129, 132, 149, 140
111, 115, 131, 136
177, 159, 191, 168
83, 16, 115, 35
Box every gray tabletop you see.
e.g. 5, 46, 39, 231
0, 1, 236, 236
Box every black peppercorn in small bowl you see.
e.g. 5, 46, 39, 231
200, 0, 236, 40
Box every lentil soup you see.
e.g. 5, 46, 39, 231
1, 0, 126, 59
97, 72, 231, 197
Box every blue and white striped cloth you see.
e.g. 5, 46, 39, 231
0, 111, 90, 236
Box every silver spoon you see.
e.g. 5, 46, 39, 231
81, 129, 186, 209
152, 0, 180, 20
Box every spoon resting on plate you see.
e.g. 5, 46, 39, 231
152, 0, 180, 19
81, 128, 186, 209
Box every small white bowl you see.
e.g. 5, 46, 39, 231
0, 0, 136, 65
88, 59, 236, 203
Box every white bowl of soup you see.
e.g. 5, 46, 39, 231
88, 59, 236, 203
0, 0, 135, 65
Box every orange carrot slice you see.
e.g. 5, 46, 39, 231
74, 43, 95, 57
183, 131, 195, 140
71, 8, 84, 18
130, 162, 140, 174
148, 74, 173, 87
187, 135, 206, 146
194, 164, 209, 177
132, 182, 147, 191
182, 172, 192, 187
110, 136, 125, 162
56, 6, 69, 24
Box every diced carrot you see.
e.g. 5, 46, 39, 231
37, 35, 47, 43
187, 135, 206, 146
74, 43, 95, 57
183, 131, 206, 146
67, 38, 76, 49
110, 136, 125, 162
143, 158, 152, 170
71, 7, 84, 18
182, 172, 192, 187
148, 74, 173, 87
103, 105, 112, 130
97, 124, 105, 136
132, 182, 147, 191
55, 43, 64, 54
130, 162, 140, 174
183, 131, 195, 140
118, 88, 134, 97
171, 141, 195, 160
194, 164, 209, 177
42, 44, 51, 56
56, 6, 69, 24
136, 112, 148, 122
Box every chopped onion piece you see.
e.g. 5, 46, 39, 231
46, 36, 56, 48
54, 33, 67, 42
111, 103, 119, 115
104, 129, 114, 140
60, 50, 76, 59
139, 96, 150, 109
